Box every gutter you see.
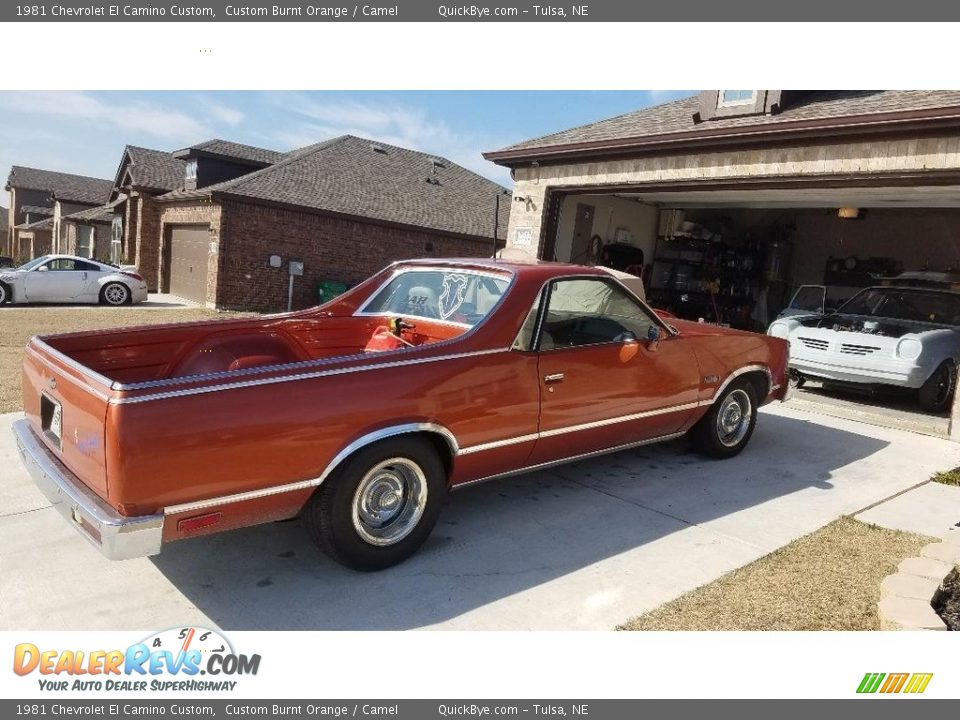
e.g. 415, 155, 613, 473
483, 105, 960, 166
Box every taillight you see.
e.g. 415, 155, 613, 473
122, 271, 143, 282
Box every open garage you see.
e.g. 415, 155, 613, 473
485, 90, 960, 438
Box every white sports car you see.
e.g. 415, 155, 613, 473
0, 255, 148, 306
768, 285, 960, 413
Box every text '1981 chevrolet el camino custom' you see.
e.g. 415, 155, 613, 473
14, 259, 789, 569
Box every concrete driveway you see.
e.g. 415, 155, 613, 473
2, 404, 959, 631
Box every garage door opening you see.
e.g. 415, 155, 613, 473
542, 184, 960, 438
163, 225, 210, 305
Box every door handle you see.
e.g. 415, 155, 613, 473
543, 373, 565, 384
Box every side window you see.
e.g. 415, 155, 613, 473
540, 278, 658, 350
45, 259, 78, 271
512, 288, 544, 351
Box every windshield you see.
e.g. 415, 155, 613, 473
837, 287, 960, 325
360, 269, 511, 327
17, 255, 51, 271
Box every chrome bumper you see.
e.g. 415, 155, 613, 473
12, 419, 163, 560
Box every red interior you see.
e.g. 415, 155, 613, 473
43, 314, 468, 384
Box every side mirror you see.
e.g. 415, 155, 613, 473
646, 324, 662, 351
614, 330, 638, 344
37, 266, 48, 272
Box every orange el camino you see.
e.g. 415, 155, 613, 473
13, 259, 790, 570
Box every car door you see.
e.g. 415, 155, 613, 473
23, 258, 89, 302
529, 277, 701, 464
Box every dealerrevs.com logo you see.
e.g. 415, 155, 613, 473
13, 627, 261, 692
857, 673, 933, 695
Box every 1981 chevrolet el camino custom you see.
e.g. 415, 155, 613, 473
14, 259, 789, 569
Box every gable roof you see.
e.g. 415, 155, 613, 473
160, 135, 511, 240
15, 217, 54, 231
486, 90, 960, 163
120, 146, 186, 193
173, 139, 286, 166
5, 166, 112, 205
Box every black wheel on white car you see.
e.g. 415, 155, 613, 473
788, 369, 806, 390
303, 436, 447, 571
918, 360, 956, 414
690, 380, 759, 458
100, 282, 130, 306
0, 282, 9, 305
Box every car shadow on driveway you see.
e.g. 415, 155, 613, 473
150, 411, 888, 630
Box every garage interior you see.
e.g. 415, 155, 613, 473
546, 185, 960, 437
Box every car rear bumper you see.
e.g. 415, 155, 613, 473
12, 419, 163, 560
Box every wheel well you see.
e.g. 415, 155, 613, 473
738, 370, 771, 401
324, 428, 456, 487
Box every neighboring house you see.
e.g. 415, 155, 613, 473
5, 166, 112, 260
12, 217, 53, 259
61, 205, 116, 261
145, 134, 510, 310
0, 205, 7, 254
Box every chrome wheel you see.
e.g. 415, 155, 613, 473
716, 389, 752, 448
103, 283, 129, 306
0, 284, 7, 304
351, 457, 427, 547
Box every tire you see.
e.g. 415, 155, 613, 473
0, 282, 9, 305
690, 380, 759, 458
918, 361, 956, 414
303, 436, 447, 571
788, 369, 806, 390
100, 282, 131, 306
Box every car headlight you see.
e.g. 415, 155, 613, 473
896, 338, 922, 360
768, 321, 790, 339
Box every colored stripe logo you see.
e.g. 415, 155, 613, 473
857, 673, 933, 694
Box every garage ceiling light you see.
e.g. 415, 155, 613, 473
838, 207, 863, 219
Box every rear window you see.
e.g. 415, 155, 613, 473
360, 269, 510, 327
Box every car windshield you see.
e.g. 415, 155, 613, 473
17, 255, 51, 271
361, 269, 511, 327
838, 287, 960, 325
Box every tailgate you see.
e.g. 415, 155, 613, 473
22, 339, 112, 499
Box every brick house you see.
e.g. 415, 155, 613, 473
5, 166, 112, 261
146, 135, 511, 311
60, 205, 116, 261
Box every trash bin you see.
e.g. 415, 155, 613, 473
318, 280, 349, 304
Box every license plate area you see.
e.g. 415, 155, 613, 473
40, 393, 63, 449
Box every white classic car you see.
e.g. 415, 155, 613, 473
0, 255, 148, 306
768, 285, 960, 412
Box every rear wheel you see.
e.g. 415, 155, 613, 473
100, 282, 130, 306
690, 381, 758, 458
918, 361, 956, 414
303, 437, 447, 571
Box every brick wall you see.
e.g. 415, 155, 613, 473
134, 194, 163, 291
123, 196, 139, 264
215, 200, 495, 312
157, 199, 222, 306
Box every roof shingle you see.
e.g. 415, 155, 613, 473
5, 166, 112, 205
490, 90, 960, 156
124, 146, 186, 192
161, 135, 511, 240
175, 139, 286, 166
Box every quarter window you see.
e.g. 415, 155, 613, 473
539, 278, 658, 350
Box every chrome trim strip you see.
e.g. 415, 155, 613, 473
457, 433, 540, 456
454, 431, 688, 489
12, 419, 163, 560
457, 400, 702, 454
705, 363, 773, 401
111, 348, 511, 405
538, 402, 701, 439
25, 344, 113, 403
164, 422, 459, 516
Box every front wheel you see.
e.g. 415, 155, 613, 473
100, 282, 131, 306
0, 282, 10, 305
690, 381, 758, 458
918, 361, 956, 414
303, 437, 447, 571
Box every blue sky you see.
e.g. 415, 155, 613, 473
0, 91, 694, 193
